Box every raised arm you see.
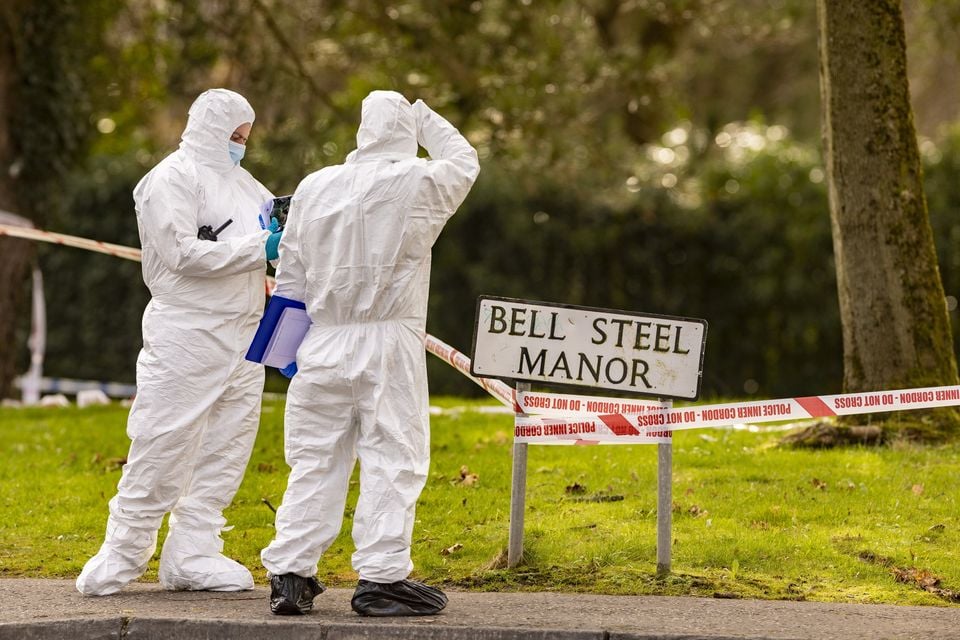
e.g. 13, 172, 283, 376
410, 100, 481, 218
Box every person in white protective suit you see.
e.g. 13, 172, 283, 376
76, 89, 283, 596
261, 91, 479, 616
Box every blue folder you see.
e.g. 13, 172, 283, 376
245, 295, 309, 366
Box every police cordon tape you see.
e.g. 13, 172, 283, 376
0, 223, 142, 261
10, 221, 960, 442
513, 386, 960, 444
423, 334, 516, 408
0, 222, 515, 402
0, 222, 284, 296
515, 389, 672, 444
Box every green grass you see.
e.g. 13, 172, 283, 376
2, 397, 960, 606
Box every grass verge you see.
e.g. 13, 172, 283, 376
1, 397, 959, 606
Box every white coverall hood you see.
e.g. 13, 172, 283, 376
179, 89, 255, 174
346, 90, 418, 164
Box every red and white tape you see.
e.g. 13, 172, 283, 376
0, 223, 143, 262
514, 386, 960, 443
424, 334, 516, 409
0, 222, 285, 296
516, 389, 670, 417
514, 389, 673, 444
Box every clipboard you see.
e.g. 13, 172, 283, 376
245, 295, 310, 368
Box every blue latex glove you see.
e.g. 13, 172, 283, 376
265, 230, 283, 261
259, 214, 280, 232
280, 361, 298, 378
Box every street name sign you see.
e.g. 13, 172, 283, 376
470, 296, 707, 400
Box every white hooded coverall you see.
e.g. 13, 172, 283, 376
76, 89, 273, 595
260, 91, 480, 583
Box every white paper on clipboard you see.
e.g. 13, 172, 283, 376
262, 306, 311, 367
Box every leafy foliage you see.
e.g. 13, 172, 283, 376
10, 0, 960, 401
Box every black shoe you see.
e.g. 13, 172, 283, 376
269, 573, 326, 615
351, 579, 448, 617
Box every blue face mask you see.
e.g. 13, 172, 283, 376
228, 141, 245, 165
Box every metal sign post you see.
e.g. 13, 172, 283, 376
508, 381, 530, 568
657, 440, 672, 574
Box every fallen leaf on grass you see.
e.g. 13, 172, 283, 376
911, 484, 924, 496
440, 543, 463, 556
892, 567, 960, 601
858, 549, 960, 602
460, 465, 480, 487
453, 465, 479, 486
674, 503, 707, 517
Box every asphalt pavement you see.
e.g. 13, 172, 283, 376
2, 578, 959, 639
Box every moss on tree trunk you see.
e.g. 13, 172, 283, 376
816, 0, 959, 441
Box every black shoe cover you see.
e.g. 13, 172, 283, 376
351, 579, 448, 616
269, 573, 326, 615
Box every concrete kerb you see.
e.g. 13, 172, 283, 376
0, 619, 607, 640
4, 580, 960, 640
0, 619, 811, 640
0, 619, 121, 640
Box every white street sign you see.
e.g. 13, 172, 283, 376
470, 296, 707, 399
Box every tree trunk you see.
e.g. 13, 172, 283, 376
0, 2, 34, 401
817, 0, 959, 438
